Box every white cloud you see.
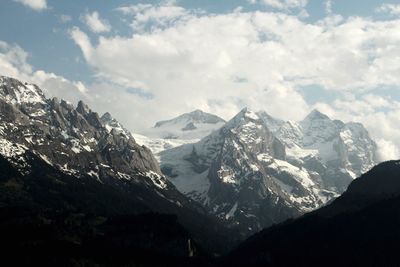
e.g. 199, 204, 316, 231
66, 2, 400, 160
0, 41, 155, 134
14, 0, 47, 11
116, 1, 193, 32
376, 4, 400, 16
249, 0, 309, 18
69, 27, 93, 59
70, 12, 312, 128
59, 14, 72, 23
0, 40, 87, 105
376, 139, 400, 161
325, 0, 333, 15
83, 11, 111, 33
250, 0, 308, 10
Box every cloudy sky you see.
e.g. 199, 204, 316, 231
1, 0, 400, 160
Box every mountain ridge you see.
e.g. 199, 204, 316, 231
159, 106, 377, 234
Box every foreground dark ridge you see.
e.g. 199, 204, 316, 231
221, 160, 400, 267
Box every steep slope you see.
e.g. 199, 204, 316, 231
160, 108, 377, 234
222, 160, 400, 267
0, 76, 238, 258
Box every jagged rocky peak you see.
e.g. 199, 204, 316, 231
301, 109, 346, 135
301, 109, 333, 132
219, 108, 283, 152
0, 75, 46, 105
224, 108, 258, 127
76, 100, 91, 115
0, 75, 164, 188
225, 107, 284, 130
100, 111, 135, 140
101, 111, 113, 122
300, 109, 342, 146
77, 101, 102, 129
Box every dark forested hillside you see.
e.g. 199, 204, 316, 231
0, 153, 234, 266
222, 160, 400, 267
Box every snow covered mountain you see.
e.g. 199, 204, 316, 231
159, 107, 378, 233
135, 110, 226, 155
0, 76, 171, 190
148, 109, 225, 140
275, 109, 377, 191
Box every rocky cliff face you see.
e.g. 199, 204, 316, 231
0, 76, 167, 189
159, 108, 377, 234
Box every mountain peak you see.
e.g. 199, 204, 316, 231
237, 107, 260, 120
76, 100, 90, 115
223, 108, 285, 134
154, 109, 225, 128
101, 112, 114, 122
0, 75, 163, 180
188, 109, 206, 115
139, 109, 226, 142
0, 75, 46, 105
100, 112, 130, 136
304, 109, 331, 121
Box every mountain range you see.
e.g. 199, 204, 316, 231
155, 106, 377, 233
0, 75, 394, 267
